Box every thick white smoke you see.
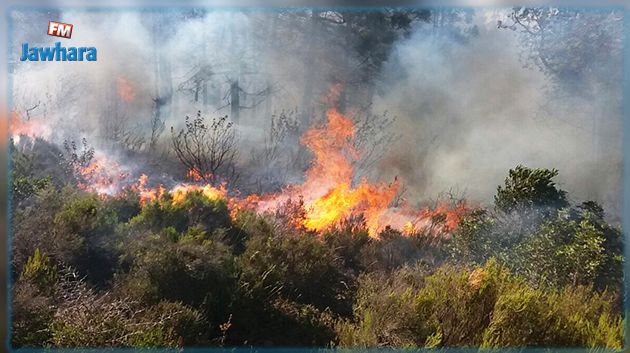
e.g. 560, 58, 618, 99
372, 12, 623, 217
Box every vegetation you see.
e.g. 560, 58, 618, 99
10, 161, 624, 348
8, 7, 624, 349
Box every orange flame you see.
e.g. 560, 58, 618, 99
186, 168, 211, 182
132, 174, 166, 205
74, 152, 130, 195
170, 183, 227, 204
33, 82, 469, 239
393, 200, 471, 237
237, 95, 470, 237
10, 111, 52, 143
117, 77, 135, 103
235, 105, 402, 236
128, 174, 227, 207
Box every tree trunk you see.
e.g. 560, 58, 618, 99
300, 11, 320, 124
230, 80, 240, 123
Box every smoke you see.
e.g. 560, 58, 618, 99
372, 11, 623, 217
9, 9, 624, 217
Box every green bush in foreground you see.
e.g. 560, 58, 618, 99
337, 260, 623, 349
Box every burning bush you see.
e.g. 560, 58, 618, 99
171, 112, 239, 185
130, 190, 231, 234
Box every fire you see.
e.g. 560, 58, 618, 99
74, 152, 130, 195
10, 111, 52, 143
117, 77, 135, 103
420, 201, 470, 234
233, 89, 470, 237
186, 168, 211, 182
403, 221, 417, 235
14, 81, 469, 239
133, 174, 166, 205
293, 106, 401, 235
129, 174, 227, 207
170, 183, 227, 204
232, 105, 404, 236
394, 200, 471, 237
302, 179, 400, 236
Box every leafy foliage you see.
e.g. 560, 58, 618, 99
10, 164, 624, 349
337, 260, 623, 349
494, 165, 568, 215
239, 225, 349, 312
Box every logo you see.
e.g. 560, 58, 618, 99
20, 22, 97, 62
48, 21, 73, 39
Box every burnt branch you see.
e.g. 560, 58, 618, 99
171, 111, 239, 185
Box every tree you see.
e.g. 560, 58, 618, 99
514, 204, 622, 290
494, 165, 568, 215
171, 112, 239, 185
498, 7, 622, 94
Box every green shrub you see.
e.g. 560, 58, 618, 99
482, 284, 623, 348
52, 192, 120, 285
104, 190, 142, 223
414, 259, 508, 346
11, 280, 55, 347
21, 248, 58, 295
323, 223, 371, 275
131, 191, 231, 234
513, 207, 622, 290
482, 284, 550, 347
12, 184, 67, 275
12, 174, 50, 205
335, 265, 427, 347
265, 298, 337, 346
50, 296, 208, 347
239, 228, 349, 312
126, 301, 209, 347
448, 209, 497, 264
116, 233, 237, 327
494, 165, 568, 215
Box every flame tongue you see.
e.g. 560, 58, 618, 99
300, 107, 357, 189
275, 106, 401, 236
302, 178, 400, 236
75, 152, 131, 195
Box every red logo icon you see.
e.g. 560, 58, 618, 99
47, 21, 73, 39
